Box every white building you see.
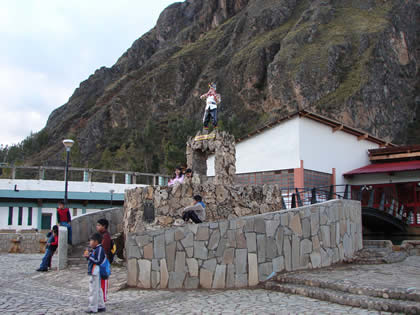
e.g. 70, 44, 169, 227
207, 110, 391, 191
0, 176, 147, 231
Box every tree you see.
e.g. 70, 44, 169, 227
99, 148, 114, 170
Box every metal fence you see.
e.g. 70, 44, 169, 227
281, 184, 414, 227
0, 165, 170, 186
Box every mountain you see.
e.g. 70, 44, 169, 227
10, 0, 420, 172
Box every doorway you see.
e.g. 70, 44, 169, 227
41, 213, 52, 230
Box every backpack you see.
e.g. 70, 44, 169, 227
109, 239, 117, 264
99, 257, 111, 279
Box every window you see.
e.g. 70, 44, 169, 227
18, 207, 23, 226
28, 207, 33, 226
73, 208, 77, 217
8, 207, 13, 225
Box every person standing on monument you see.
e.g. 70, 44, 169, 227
200, 82, 221, 130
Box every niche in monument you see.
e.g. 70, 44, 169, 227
143, 202, 155, 223
191, 149, 208, 177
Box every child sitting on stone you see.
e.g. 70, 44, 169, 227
181, 195, 206, 224
168, 167, 184, 186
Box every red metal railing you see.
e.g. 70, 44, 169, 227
281, 184, 417, 227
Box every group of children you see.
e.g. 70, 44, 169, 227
36, 201, 113, 313
167, 168, 207, 225
36, 201, 72, 272
32, 82, 220, 311
168, 167, 193, 186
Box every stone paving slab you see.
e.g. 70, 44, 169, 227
0, 253, 397, 314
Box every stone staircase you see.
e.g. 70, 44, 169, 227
68, 242, 89, 266
351, 240, 408, 264
264, 277, 420, 314
263, 240, 419, 314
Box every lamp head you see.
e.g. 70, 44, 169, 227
62, 139, 74, 151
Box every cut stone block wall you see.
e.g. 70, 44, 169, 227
71, 207, 123, 245
125, 199, 363, 289
123, 183, 285, 235
0, 232, 45, 253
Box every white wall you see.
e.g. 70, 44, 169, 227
0, 206, 106, 230
345, 171, 420, 186
207, 117, 301, 176
207, 116, 382, 186
299, 118, 379, 186
0, 179, 143, 230
0, 206, 37, 230
0, 179, 146, 193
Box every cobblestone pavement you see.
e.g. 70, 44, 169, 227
0, 253, 407, 314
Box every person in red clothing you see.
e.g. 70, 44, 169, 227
96, 219, 111, 302
37, 225, 58, 271
57, 201, 72, 244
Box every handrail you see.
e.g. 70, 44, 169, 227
0, 165, 170, 178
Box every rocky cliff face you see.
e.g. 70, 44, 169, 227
34, 0, 419, 170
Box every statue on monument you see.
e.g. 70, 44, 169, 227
200, 82, 221, 131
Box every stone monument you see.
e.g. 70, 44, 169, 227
186, 130, 236, 185
123, 130, 286, 235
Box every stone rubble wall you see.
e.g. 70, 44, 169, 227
186, 130, 236, 186
71, 207, 124, 245
401, 240, 420, 256
0, 232, 45, 253
125, 199, 363, 289
123, 183, 285, 235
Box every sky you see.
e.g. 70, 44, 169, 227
0, 0, 176, 146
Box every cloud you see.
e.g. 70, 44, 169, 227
0, 63, 73, 144
0, 0, 176, 145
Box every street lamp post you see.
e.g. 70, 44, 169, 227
62, 139, 74, 205
110, 189, 115, 207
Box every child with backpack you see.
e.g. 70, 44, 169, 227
96, 219, 115, 302
36, 225, 58, 272
83, 233, 106, 313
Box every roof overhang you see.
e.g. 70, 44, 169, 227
344, 160, 420, 177
368, 145, 420, 161
236, 109, 394, 147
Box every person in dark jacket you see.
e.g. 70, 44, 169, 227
83, 233, 106, 313
57, 201, 72, 244
96, 219, 111, 302
36, 225, 58, 272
